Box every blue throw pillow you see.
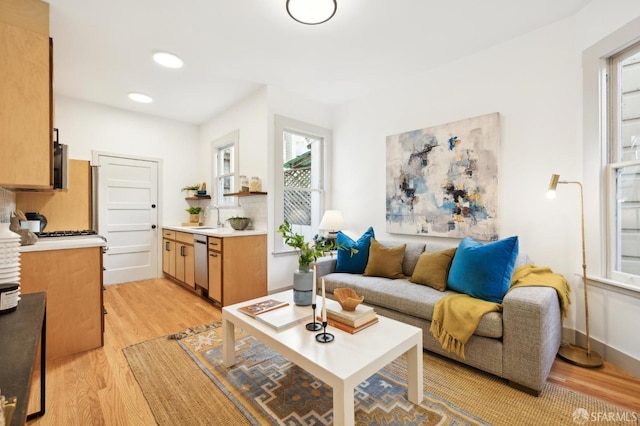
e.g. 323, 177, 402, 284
335, 227, 375, 274
447, 236, 519, 303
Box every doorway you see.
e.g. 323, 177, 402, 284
94, 152, 160, 285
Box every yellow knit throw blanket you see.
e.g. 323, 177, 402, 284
429, 264, 570, 359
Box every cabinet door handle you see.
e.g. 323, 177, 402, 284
209, 253, 218, 257
181, 246, 185, 257
165, 241, 170, 251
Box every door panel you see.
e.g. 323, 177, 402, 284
98, 154, 159, 285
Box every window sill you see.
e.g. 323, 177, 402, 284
586, 275, 640, 298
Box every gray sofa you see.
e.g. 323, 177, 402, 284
315, 240, 562, 395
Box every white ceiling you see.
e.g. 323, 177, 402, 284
48, 0, 592, 124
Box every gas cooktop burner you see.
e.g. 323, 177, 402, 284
36, 230, 98, 238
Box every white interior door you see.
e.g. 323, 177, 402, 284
97, 154, 159, 285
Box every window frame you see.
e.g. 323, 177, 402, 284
212, 130, 240, 208
583, 15, 640, 293
274, 114, 332, 254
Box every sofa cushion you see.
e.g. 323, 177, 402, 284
322, 273, 503, 339
378, 241, 426, 276
364, 238, 406, 279
335, 227, 375, 273
447, 236, 519, 303
409, 247, 457, 291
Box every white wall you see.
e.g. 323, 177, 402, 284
54, 95, 200, 225
333, 18, 581, 278
329, 3, 640, 366
197, 88, 269, 229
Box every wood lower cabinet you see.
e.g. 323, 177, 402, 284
162, 229, 195, 290
208, 237, 222, 302
20, 246, 104, 360
207, 234, 267, 306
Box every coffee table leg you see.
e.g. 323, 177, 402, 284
222, 317, 235, 367
333, 383, 354, 426
406, 342, 423, 404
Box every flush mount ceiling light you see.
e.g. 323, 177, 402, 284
152, 51, 184, 69
128, 92, 153, 103
286, 0, 337, 25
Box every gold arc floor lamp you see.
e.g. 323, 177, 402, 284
547, 174, 603, 368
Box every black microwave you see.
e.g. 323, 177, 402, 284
53, 128, 68, 190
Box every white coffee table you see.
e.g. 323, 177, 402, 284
222, 290, 423, 426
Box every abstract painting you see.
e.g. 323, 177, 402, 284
386, 112, 500, 240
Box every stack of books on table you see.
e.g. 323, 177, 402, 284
322, 298, 378, 334
238, 299, 309, 331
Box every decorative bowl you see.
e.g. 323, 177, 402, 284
333, 288, 364, 311
228, 217, 250, 230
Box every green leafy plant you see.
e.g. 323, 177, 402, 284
181, 184, 201, 191
186, 207, 202, 214
277, 219, 348, 270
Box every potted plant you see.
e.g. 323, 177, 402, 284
227, 216, 251, 230
277, 219, 340, 305
186, 206, 202, 223
182, 184, 201, 198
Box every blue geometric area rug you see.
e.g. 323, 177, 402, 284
171, 322, 487, 425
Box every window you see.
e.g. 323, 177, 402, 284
212, 130, 239, 207
274, 115, 331, 253
607, 42, 640, 286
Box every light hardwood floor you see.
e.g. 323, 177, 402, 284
26, 278, 640, 425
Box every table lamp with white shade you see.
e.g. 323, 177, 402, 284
318, 210, 344, 239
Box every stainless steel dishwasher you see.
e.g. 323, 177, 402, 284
194, 233, 208, 290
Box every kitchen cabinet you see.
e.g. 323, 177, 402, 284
162, 229, 195, 290
0, 0, 52, 189
20, 246, 104, 360
207, 234, 267, 306
208, 237, 222, 302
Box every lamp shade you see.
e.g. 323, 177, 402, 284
286, 0, 337, 25
319, 210, 344, 231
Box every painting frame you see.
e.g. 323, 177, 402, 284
385, 112, 500, 241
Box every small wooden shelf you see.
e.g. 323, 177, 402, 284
185, 195, 211, 200
224, 191, 267, 197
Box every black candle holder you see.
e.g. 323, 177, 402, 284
306, 303, 322, 331
315, 321, 334, 343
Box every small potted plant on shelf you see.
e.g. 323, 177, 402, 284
181, 184, 201, 198
227, 216, 251, 230
186, 206, 202, 223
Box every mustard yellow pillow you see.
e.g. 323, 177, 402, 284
363, 238, 406, 279
409, 248, 457, 291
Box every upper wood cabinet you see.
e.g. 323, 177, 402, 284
0, 0, 52, 189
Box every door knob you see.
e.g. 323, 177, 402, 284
151, 224, 157, 229
152, 204, 156, 208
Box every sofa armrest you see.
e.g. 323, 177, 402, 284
314, 256, 337, 279
502, 286, 562, 394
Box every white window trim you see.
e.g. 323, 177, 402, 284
212, 130, 240, 208
274, 114, 332, 254
583, 15, 640, 295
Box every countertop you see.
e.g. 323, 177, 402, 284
163, 225, 267, 238
19, 236, 107, 253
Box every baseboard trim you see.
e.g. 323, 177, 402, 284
562, 327, 640, 377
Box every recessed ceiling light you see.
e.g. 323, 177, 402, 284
128, 92, 153, 103
153, 51, 184, 69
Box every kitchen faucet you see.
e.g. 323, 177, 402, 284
211, 205, 222, 227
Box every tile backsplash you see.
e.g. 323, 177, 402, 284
0, 188, 16, 223
205, 196, 267, 230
